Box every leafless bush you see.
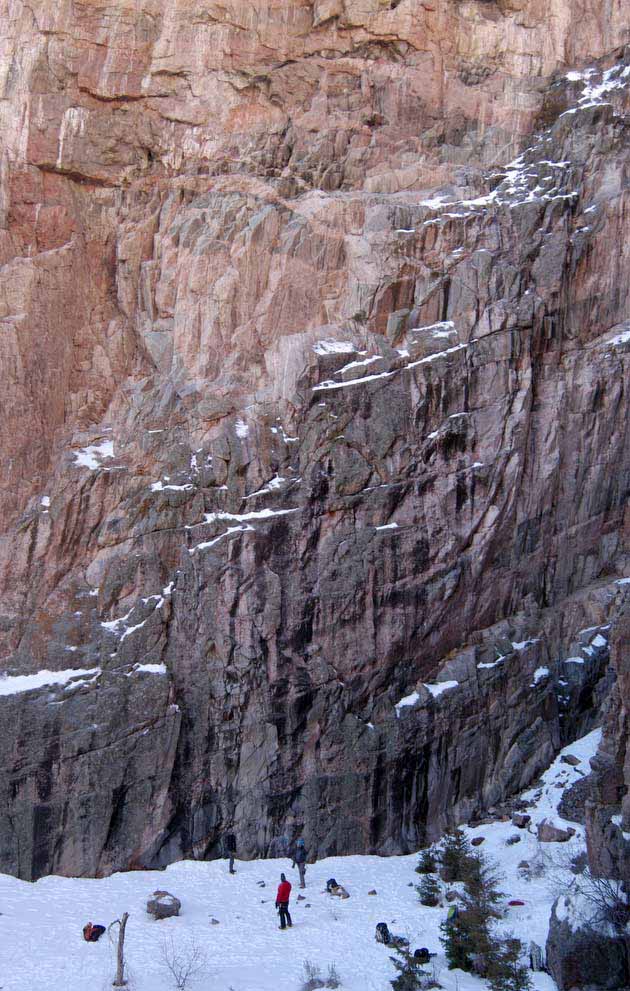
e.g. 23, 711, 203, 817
578, 869, 630, 935
300, 960, 342, 990
428, 958, 442, 987
326, 963, 342, 988
543, 843, 630, 936
544, 842, 583, 896
301, 960, 324, 991
159, 935, 207, 991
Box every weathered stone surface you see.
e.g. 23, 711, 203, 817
558, 775, 593, 826
147, 890, 181, 920
0, 0, 629, 880
587, 596, 630, 882
537, 819, 574, 843
546, 895, 630, 991
512, 813, 531, 829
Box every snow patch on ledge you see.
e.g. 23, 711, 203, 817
189, 524, 254, 554
72, 440, 114, 470
313, 370, 395, 392
313, 340, 357, 355
531, 666, 550, 686
0, 667, 100, 697
512, 638, 540, 651
203, 508, 299, 525
126, 663, 167, 677
424, 680, 459, 698
477, 657, 504, 670
151, 480, 194, 492
395, 691, 420, 715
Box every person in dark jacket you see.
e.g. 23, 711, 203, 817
276, 872, 292, 929
292, 837, 307, 888
224, 832, 237, 874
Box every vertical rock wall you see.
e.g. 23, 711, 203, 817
0, 1, 629, 878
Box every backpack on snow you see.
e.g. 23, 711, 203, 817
326, 878, 338, 893
375, 922, 391, 945
83, 922, 106, 942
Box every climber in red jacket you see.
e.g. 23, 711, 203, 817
276, 872, 293, 929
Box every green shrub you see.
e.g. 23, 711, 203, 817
415, 849, 438, 875
440, 828, 474, 883
389, 942, 428, 990
417, 873, 441, 907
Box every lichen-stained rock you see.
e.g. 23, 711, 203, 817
0, 0, 629, 879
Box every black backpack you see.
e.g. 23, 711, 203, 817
326, 877, 338, 892
375, 922, 391, 945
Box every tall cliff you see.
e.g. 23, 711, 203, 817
0, 0, 629, 881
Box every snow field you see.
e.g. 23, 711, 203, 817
0, 730, 600, 991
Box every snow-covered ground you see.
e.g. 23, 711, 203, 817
0, 731, 600, 991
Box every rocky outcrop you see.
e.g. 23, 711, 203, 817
558, 775, 593, 825
0, 1, 630, 879
546, 895, 630, 991
587, 593, 630, 881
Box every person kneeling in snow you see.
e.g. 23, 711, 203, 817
276, 873, 293, 930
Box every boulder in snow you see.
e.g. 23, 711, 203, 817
512, 812, 531, 829
537, 819, 575, 843
147, 890, 181, 919
561, 754, 581, 767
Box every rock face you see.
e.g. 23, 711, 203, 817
0, 1, 630, 879
546, 895, 630, 991
587, 595, 630, 881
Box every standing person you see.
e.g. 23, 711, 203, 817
224, 832, 237, 874
275, 872, 292, 930
292, 837, 307, 889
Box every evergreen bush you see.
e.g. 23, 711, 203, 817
415, 849, 438, 875
417, 873, 441, 907
439, 828, 474, 883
